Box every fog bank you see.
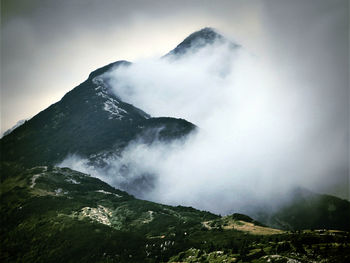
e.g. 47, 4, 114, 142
60, 36, 348, 214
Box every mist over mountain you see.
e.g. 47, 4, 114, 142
1, 28, 348, 230
0, 56, 195, 197
1, 0, 349, 259
54, 27, 347, 215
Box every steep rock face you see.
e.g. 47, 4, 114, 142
0, 61, 195, 167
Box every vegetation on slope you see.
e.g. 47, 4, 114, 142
1, 163, 349, 263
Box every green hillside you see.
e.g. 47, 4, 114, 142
1, 163, 349, 263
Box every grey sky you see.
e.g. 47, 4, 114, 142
1, 0, 349, 199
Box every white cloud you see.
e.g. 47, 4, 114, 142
59, 36, 348, 214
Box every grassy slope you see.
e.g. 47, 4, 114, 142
1, 164, 349, 263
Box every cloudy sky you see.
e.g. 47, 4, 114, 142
1, 0, 349, 199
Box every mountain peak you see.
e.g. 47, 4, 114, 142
166, 27, 238, 57
188, 27, 222, 41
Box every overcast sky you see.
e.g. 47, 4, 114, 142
1, 0, 349, 198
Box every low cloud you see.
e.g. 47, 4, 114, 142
60, 36, 348, 215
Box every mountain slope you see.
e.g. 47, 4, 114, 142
0, 61, 195, 168
0, 164, 217, 262
253, 188, 350, 231
1, 164, 349, 263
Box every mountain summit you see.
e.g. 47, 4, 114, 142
171, 27, 222, 54
166, 27, 239, 57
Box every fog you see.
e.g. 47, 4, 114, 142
59, 35, 347, 214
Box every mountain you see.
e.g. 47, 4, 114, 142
1, 164, 349, 263
0, 28, 232, 196
253, 187, 350, 231
0, 61, 195, 168
1, 28, 350, 262
0, 164, 216, 262
1, 27, 238, 169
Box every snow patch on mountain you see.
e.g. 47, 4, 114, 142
103, 100, 127, 120
92, 77, 128, 120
